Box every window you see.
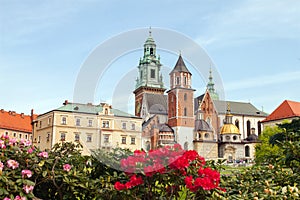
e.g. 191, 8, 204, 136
235, 119, 239, 129
13, 132, 16, 137
150, 69, 155, 78
76, 118, 81, 126
46, 133, 50, 142
105, 108, 108, 115
25, 135, 28, 139
246, 120, 251, 137
184, 76, 187, 85
176, 77, 180, 85
225, 135, 230, 140
88, 119, 93, 127
104, 134, 109, 143
204, 133, 209, 138
140, 70, 143, 80
257, 121, 262, 136
19, 134, 22, 139
102, 121, 109, 128
184, 93, 187, 101
184, 107, 187, 116
245, 146, 250, 157
75, 133, 80, 142
38, 136, 41, 143
131, 137, 136, 144
121, 136, 126, 144
233, 135, 237, 141
48, 117, 51, 125
87, 135, 92, 142
5, 131, 8, 136
131, 123, 135, 130
122, 122, 126, 129
60, 133, 66, 141
150, 47, 153, 55
61, 117, 67, 125
39, 121, 42, 128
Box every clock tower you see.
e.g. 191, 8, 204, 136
133, 30, 165, 117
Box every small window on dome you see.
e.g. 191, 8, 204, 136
233, 135, 237, 140
226, 135, 230, 140
205, 133, 209, 138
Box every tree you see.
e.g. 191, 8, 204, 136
254, 126, 284, 164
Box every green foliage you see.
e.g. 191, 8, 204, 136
255, 126, 284, 164
219, 164, 300, 199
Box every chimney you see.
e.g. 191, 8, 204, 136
63, 100, 69, 105
21, 113, 24, 118
31, 109, 34, 121
0, 109, 4, 113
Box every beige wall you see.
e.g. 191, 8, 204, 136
34, 110, 143, 155
0, 128, 32, 141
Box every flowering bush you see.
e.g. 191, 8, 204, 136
114, 144, 224, 199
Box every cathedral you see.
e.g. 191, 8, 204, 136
133, 32, 268, 161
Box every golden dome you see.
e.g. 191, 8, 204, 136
220, 124, 240, 134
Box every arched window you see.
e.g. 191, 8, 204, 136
150, 48, 153, 55
257, 121, 262, 136
235, 119, 239, 129
246, 120, 251, 137
245, 146, 250, 157
184, 107, 187, 116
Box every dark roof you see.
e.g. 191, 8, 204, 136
213, 100, 268, 117
170, 55, 191, 74
195, 119, 212, 131
262, 100, 300, 122
145, 93, 168, 115
159, 123, 174, 132
245, 133, 259, 142
194, 94, 205, 113
142, 115, 156, 129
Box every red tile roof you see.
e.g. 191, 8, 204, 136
0, 109, 36, 133
262, 100, 300, 122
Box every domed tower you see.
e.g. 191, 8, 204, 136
134, 30, 165, 117
167, 54, 195, 150
219, 103, 242, 161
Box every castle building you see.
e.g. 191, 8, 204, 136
135, 32, 268, 161
0, 109, 37, 141
33, 101, 143, 155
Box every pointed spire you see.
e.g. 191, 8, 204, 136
206, 68, 219, 100
171, 54, 191, 74
224, 102, 233, 124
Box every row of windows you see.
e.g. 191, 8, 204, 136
175, 76, 188, 85
3, 131, 31, 140
121, 136, 136, 145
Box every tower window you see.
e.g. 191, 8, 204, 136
184, 107, 187, 116
257, 121, 262, 136
184, 76, 187, 85
245, 146, 250, 157
176, 77, 180, 85
247, 120, 251, 137
184, 93, 187, 101
235, 119, 239, 129
150, 69, 155, 78
150, 48, 153, 55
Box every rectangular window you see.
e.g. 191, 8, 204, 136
46, 133, 50, 142
60, 132, 66, 141
87, 135, 92, 142
75, 133, 80, 142
122, 122, 126, 129
25, 134, 28, 139
121, 136, 126, 144
104, 134, 109, 143
176, 77, 180, 85
184, 76, 187, 85
131, 123, 135, 130
48, 117, 52, 125
13, 132, 16, 137
61, 117, 67, 125
76, 118, 81, 126
150, 69, 155, 78
38, 136, 41, 143
88, 119, 93, 127
102, 121, 109, 128
19, 134, 22, 139
5, 131, 8, 136
131, 137, 136, 145
39, 121, 42, 128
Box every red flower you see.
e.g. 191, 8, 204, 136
114, 182, 126, 190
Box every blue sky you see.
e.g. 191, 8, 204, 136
0, 0, 299, 115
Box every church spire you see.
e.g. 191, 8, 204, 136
206, 68, 219, 100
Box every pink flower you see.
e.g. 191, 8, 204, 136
24, 140, 32, 147
9, 138, 17, 146
27, 147, 34, 154
7, 159, 19, 169
0, 140, 6, 149
63, 164, 72, 172
0, 161, 4, 171
23, 185, 34, 194
38, 151, 48, 158
22, 169, 32, 178
3, 197, 11, 200
14, 196, 26, 200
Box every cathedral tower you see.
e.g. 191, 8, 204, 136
167, 54, 195, 150
133, 30, 165, 117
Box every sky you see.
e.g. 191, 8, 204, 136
0, 0, 300, 116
